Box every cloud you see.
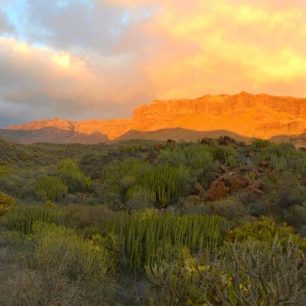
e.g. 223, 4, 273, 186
0, 5, 11, 33
1, 0, 306, 124
0, 37, 154, 122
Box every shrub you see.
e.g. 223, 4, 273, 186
211, 145, 238, 167
5, 206, 64, 234
35, 176, 68, 201
32, 223, 117, 304
210, 196, 248, 220
102, 159, 190, 207
64, 204, 116, 235
146, 240, 306, 305
226, 216, 306, 251
254, 142, 306, 174
127, 186, 154, 210
158, 144, 215, 172
58, 159, 92, 193
0, 165, 9, 177
145, 247, 213, 305
33, 223, 116, 283
213, 240, 306, 305
262, 171, 305, 212
251, 139, 270, 149
109, 212, 230, 270
0, 191, 16, 216
283, 203, 306, 236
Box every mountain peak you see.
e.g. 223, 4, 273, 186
6, 92, 306, 141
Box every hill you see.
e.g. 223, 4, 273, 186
4, 91, 306, 144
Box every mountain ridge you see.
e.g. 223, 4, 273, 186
6, 91, 306, 141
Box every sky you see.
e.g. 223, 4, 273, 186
1, 0, 306, 126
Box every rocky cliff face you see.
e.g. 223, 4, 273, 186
7, 91, 306, 140
131, 91, 306, 138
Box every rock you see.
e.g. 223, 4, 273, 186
247, 151, 256, 158
219, 164, 229, 173
245, 181, 264, 194
200, 137, 214, 145
250, 169, 262, 177
217, 136, 237, 146
166, 139, 176, 144
207, 180, 230, 201
207, 171, 251, 201
220, 172, 251, 191
7, 92, 306, 144
154, 143, 165, 151
259, 160, 270, 167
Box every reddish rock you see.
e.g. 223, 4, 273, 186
200, 137, 214, 145
207, 171, 252, 201
207, 180, 230, 201
218, 136, 237, 146
245, 183, 264, 195
8, 92, 306, 142
222, 172, 251, 192
154, 143, 165, 151
219, 164, 229, 173
259, 160, 270, 167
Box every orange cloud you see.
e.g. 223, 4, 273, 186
1, 0, 306, 123
143, 0, 306, 98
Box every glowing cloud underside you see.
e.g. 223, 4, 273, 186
1, 0, 306, 123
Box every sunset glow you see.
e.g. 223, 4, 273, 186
1, 0, 306, 125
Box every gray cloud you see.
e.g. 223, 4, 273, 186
0, 7, 10, 33
0, 0, 158, 125
5, 0, 155, 56
1, 0, 306, 126
0, 36, 155, 124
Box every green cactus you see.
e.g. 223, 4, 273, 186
109, 212, 230, 270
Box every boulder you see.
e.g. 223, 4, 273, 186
207, 171, 252, 201
200, 137, 214, 145
217, 136, 237, 146
207, 180, 230, 201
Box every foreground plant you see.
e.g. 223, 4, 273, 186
146, 239, 306, 306
110, 212, 230, 270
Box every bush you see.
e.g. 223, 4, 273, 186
253, 142, 306, 174
0, 191, 16, 216
146, 240, 306, 305
102, 159, 191, 207
33, 223, 116, 283
213, 240, 306, 305
58, 159, 92, 193
127, 186, 154, 210
226, 217, 306, 251
211, 145, 238, 167
210, 196, 248, 220
262, 171, 305, 212
283, 203, 306, 236
158, 144, 215, 172
109, 212, 230, 270
5, 206, 64, 234
64, 204, 116, 235
35, 176, 68, 202
145, 247, 213, 305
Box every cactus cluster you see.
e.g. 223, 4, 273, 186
110, 212, 230, 270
